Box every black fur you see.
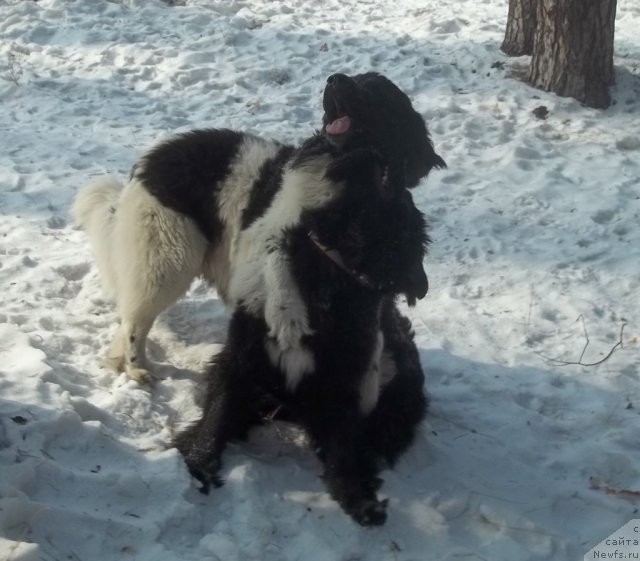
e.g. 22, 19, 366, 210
175, 147, 430, 527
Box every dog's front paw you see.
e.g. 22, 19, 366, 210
274, 316, 314, 350
265, 299, 314, 351
187, 461, 224, 495
327, 477, 389, 527
126, 366, 153, 385
175, 433, 224, 494
350, 497, 388, 527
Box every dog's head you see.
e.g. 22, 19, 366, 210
322, 72, 446, 189
304, 148, 430, 305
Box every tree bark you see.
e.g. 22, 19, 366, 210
501, 0, 537, 56
528, 0, 617, 109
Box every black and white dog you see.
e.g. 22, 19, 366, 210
73, 72, 445, 384
175, 143, 431, 526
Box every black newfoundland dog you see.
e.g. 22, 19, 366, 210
174, 172, 430, 526
172, 74, 446, 526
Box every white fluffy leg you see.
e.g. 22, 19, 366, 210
103, 324, 125, 373
121, 317, 154, 384
263, 248, 314, 349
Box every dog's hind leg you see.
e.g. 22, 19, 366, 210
109, 312, 161, 384
106, 180, 209, 383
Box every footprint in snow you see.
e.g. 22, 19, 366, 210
47, 216, 66, 229
55, 263, 90, 282
591, 208, 616, 225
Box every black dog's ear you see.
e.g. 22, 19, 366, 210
403, 111, 447, 188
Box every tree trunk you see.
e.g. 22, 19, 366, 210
501, 0, 537, 56
528, 0, 616, 109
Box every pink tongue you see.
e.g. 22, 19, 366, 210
326, 115, 351, 135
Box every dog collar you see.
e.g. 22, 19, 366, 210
307, 231, 376, 289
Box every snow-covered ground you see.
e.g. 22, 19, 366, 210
1, 0, 639, 559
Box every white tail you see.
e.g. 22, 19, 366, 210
72, 176, 123, 297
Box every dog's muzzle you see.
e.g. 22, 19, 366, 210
323, 74, 360, 140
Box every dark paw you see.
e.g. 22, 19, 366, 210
185, 459, 223, 494
176, 441, 223, 494
351, 497, 388, 527
191, 469, 224, 494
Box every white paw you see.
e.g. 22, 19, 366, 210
264, 299, 314, 350
266, 339, 315, 390
126, 366, 153, 385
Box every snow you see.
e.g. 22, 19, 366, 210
1, 0, 639, 559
